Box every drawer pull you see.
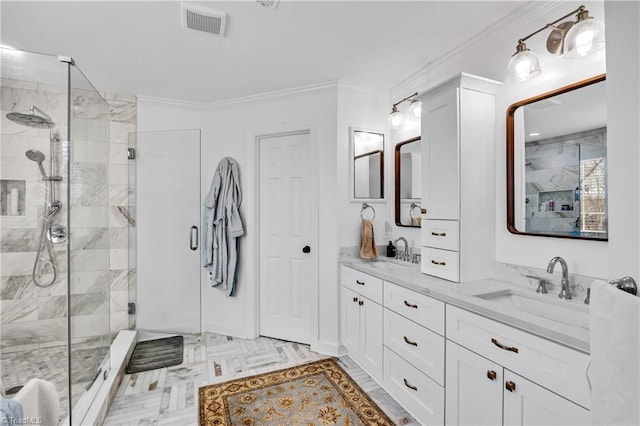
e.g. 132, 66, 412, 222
505, 381, 516, 392
403, 300, 418, 309
431, 260, 446, 266
403, 378, 418, 391
403, 336, 418, 347
355, 280, 365, 286
352, 297, 358, 303
491, 338, 519, 353
487, 370, 497, 381
431, 232, 447, 237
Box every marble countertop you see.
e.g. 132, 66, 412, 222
341, 257, 591, 354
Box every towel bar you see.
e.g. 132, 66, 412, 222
361, 203, 375, 219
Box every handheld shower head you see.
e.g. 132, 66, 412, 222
7, 106, 55, 129
25, 149, 48, 180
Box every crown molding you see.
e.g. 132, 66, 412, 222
138, 80, 341, 109
391, 1, 567, 98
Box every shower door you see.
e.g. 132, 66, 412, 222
136, 130, 201, 334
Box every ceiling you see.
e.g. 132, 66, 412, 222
1, 1, 527, 103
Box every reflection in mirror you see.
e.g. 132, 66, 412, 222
507, 74, 607, 240
395, 136, 422, 227
352, 128, 384, 200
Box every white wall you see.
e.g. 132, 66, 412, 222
336, 86, 391, 248
389, 1, 631, 279
138, 87, 340, 353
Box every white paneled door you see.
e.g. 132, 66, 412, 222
136, 129, 201, 334
259, 131, 316, 344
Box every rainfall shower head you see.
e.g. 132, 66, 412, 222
6, 105, 55, 129
25, 149, 48, 179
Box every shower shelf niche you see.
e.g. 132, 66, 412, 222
0, 180, 26, 216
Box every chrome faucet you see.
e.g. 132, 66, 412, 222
547, 256, 571, 300
393, 237, 409, 261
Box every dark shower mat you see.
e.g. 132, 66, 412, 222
126, 335, 184, 374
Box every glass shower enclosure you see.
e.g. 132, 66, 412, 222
1, 48, 111, 424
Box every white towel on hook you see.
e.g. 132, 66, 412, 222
588, 280, 640, 425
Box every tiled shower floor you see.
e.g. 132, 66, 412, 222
0, 339, 108, 423
105, 332, 415, 425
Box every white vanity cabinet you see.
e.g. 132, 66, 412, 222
340, 266, 383, 381
445, 305, 590, 426
382, 281, 445, 425
419, 73, 500, 282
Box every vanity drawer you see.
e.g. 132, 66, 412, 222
384, 308, 445, 385
384, 281, 445, 335
341, 265, 383, 304
421, 219, 459, 251
421, 247, 460, 282
446, 305, 591, 409
383, 347, 444, 426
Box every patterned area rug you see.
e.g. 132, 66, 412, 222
199, 358, 393, 425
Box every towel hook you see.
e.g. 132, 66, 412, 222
409, 202, 422, 219
361, 203, 375, 220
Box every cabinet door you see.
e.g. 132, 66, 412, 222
503, 370, 590, 426
446, 341, 503, 426
421, 85, 460, 220
341, 287, 360, 356
359, 297, 383, 380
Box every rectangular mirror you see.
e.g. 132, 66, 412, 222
507, 74, 607, 240
351, 127, 385, 200
395, 136, 422, 227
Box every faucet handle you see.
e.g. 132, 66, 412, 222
525, 275, 548, 294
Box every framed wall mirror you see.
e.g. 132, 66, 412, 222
507, 74, 607, 240
395, 136, 422, 227
351, 128, 385, 200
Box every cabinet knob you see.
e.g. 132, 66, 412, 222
505, 381, 516, 392
358, 300, 364, 306
352, 297, 358, 303
487, 370, 497, 381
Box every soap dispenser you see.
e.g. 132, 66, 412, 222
386, 241, 396, 258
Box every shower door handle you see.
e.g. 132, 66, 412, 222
189, 226, 198, 251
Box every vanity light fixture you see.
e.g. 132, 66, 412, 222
508, 5, 605, 82
389, 92, 420, 129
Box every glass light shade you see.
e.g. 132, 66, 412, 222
564, 17, 605, 58
507, 49, 541, 82
389, 110, 405, 129
407, 99, 422, 121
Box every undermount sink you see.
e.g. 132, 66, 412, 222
473, 289, 589, 329
366, 260, 411, 273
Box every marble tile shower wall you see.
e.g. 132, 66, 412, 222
524, 128, 606, 234
0, 77, 136, 351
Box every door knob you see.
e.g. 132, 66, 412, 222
302, 245, 311, 253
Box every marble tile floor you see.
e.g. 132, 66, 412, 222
105, 332, 415, 425
0, 338, 109, 423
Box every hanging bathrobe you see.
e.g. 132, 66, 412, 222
202, 157, 244, 296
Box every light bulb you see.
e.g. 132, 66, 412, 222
564, 14, 605, 58
389, 106, 405, 129
407, 99, 422, 121
507, 43, 541, 82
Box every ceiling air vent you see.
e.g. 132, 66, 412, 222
182, 4, 227, 37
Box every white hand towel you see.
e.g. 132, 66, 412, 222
13, 379, 59, 426
589, 280, 640, 425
